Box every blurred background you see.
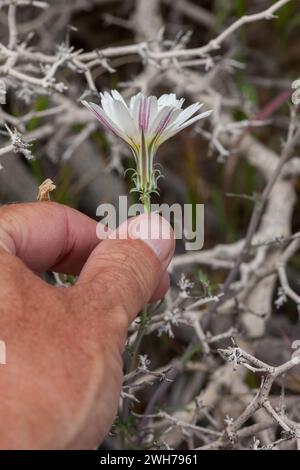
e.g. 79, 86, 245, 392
0, 0, 299, 241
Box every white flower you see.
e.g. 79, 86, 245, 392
82, 90, 211, 197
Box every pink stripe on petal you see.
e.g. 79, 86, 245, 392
138, 98, 143, 131
84, 102, 122, 137
138, 97, 150, 131
155, 109, 173, 135
90, 107, 117, 133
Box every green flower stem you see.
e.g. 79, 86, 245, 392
140, 191, 151, 213
121, 191, 152, 448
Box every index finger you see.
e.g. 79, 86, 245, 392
0, 202, 108, 274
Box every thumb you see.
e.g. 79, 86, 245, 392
75, 213, 175, 327
58, 214, 174, 448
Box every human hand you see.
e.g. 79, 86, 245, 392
0, 202, 174, 449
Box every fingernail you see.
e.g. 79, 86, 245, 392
129, 213, 174, 264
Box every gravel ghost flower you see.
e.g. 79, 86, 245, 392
82, 90, 211, 207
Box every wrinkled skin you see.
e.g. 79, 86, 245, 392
0, 202, 174, 449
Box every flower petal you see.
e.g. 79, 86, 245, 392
129, 92, 144, 130
157, 93, 184, 109
83, 90, 211, 197
82, 100, 126, 139
111, 89, 128, 108
147, 96, 158, 129
111, 100, 139, 142
100, 91, 116, 121
177, 109, 212, 131
158, 93, 175, 108
174, 103, 203, 126
159, 109, 212, 144
148, 106, 173, 137
139, 96, 158, 132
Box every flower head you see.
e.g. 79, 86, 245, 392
82, 90, 211, 199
